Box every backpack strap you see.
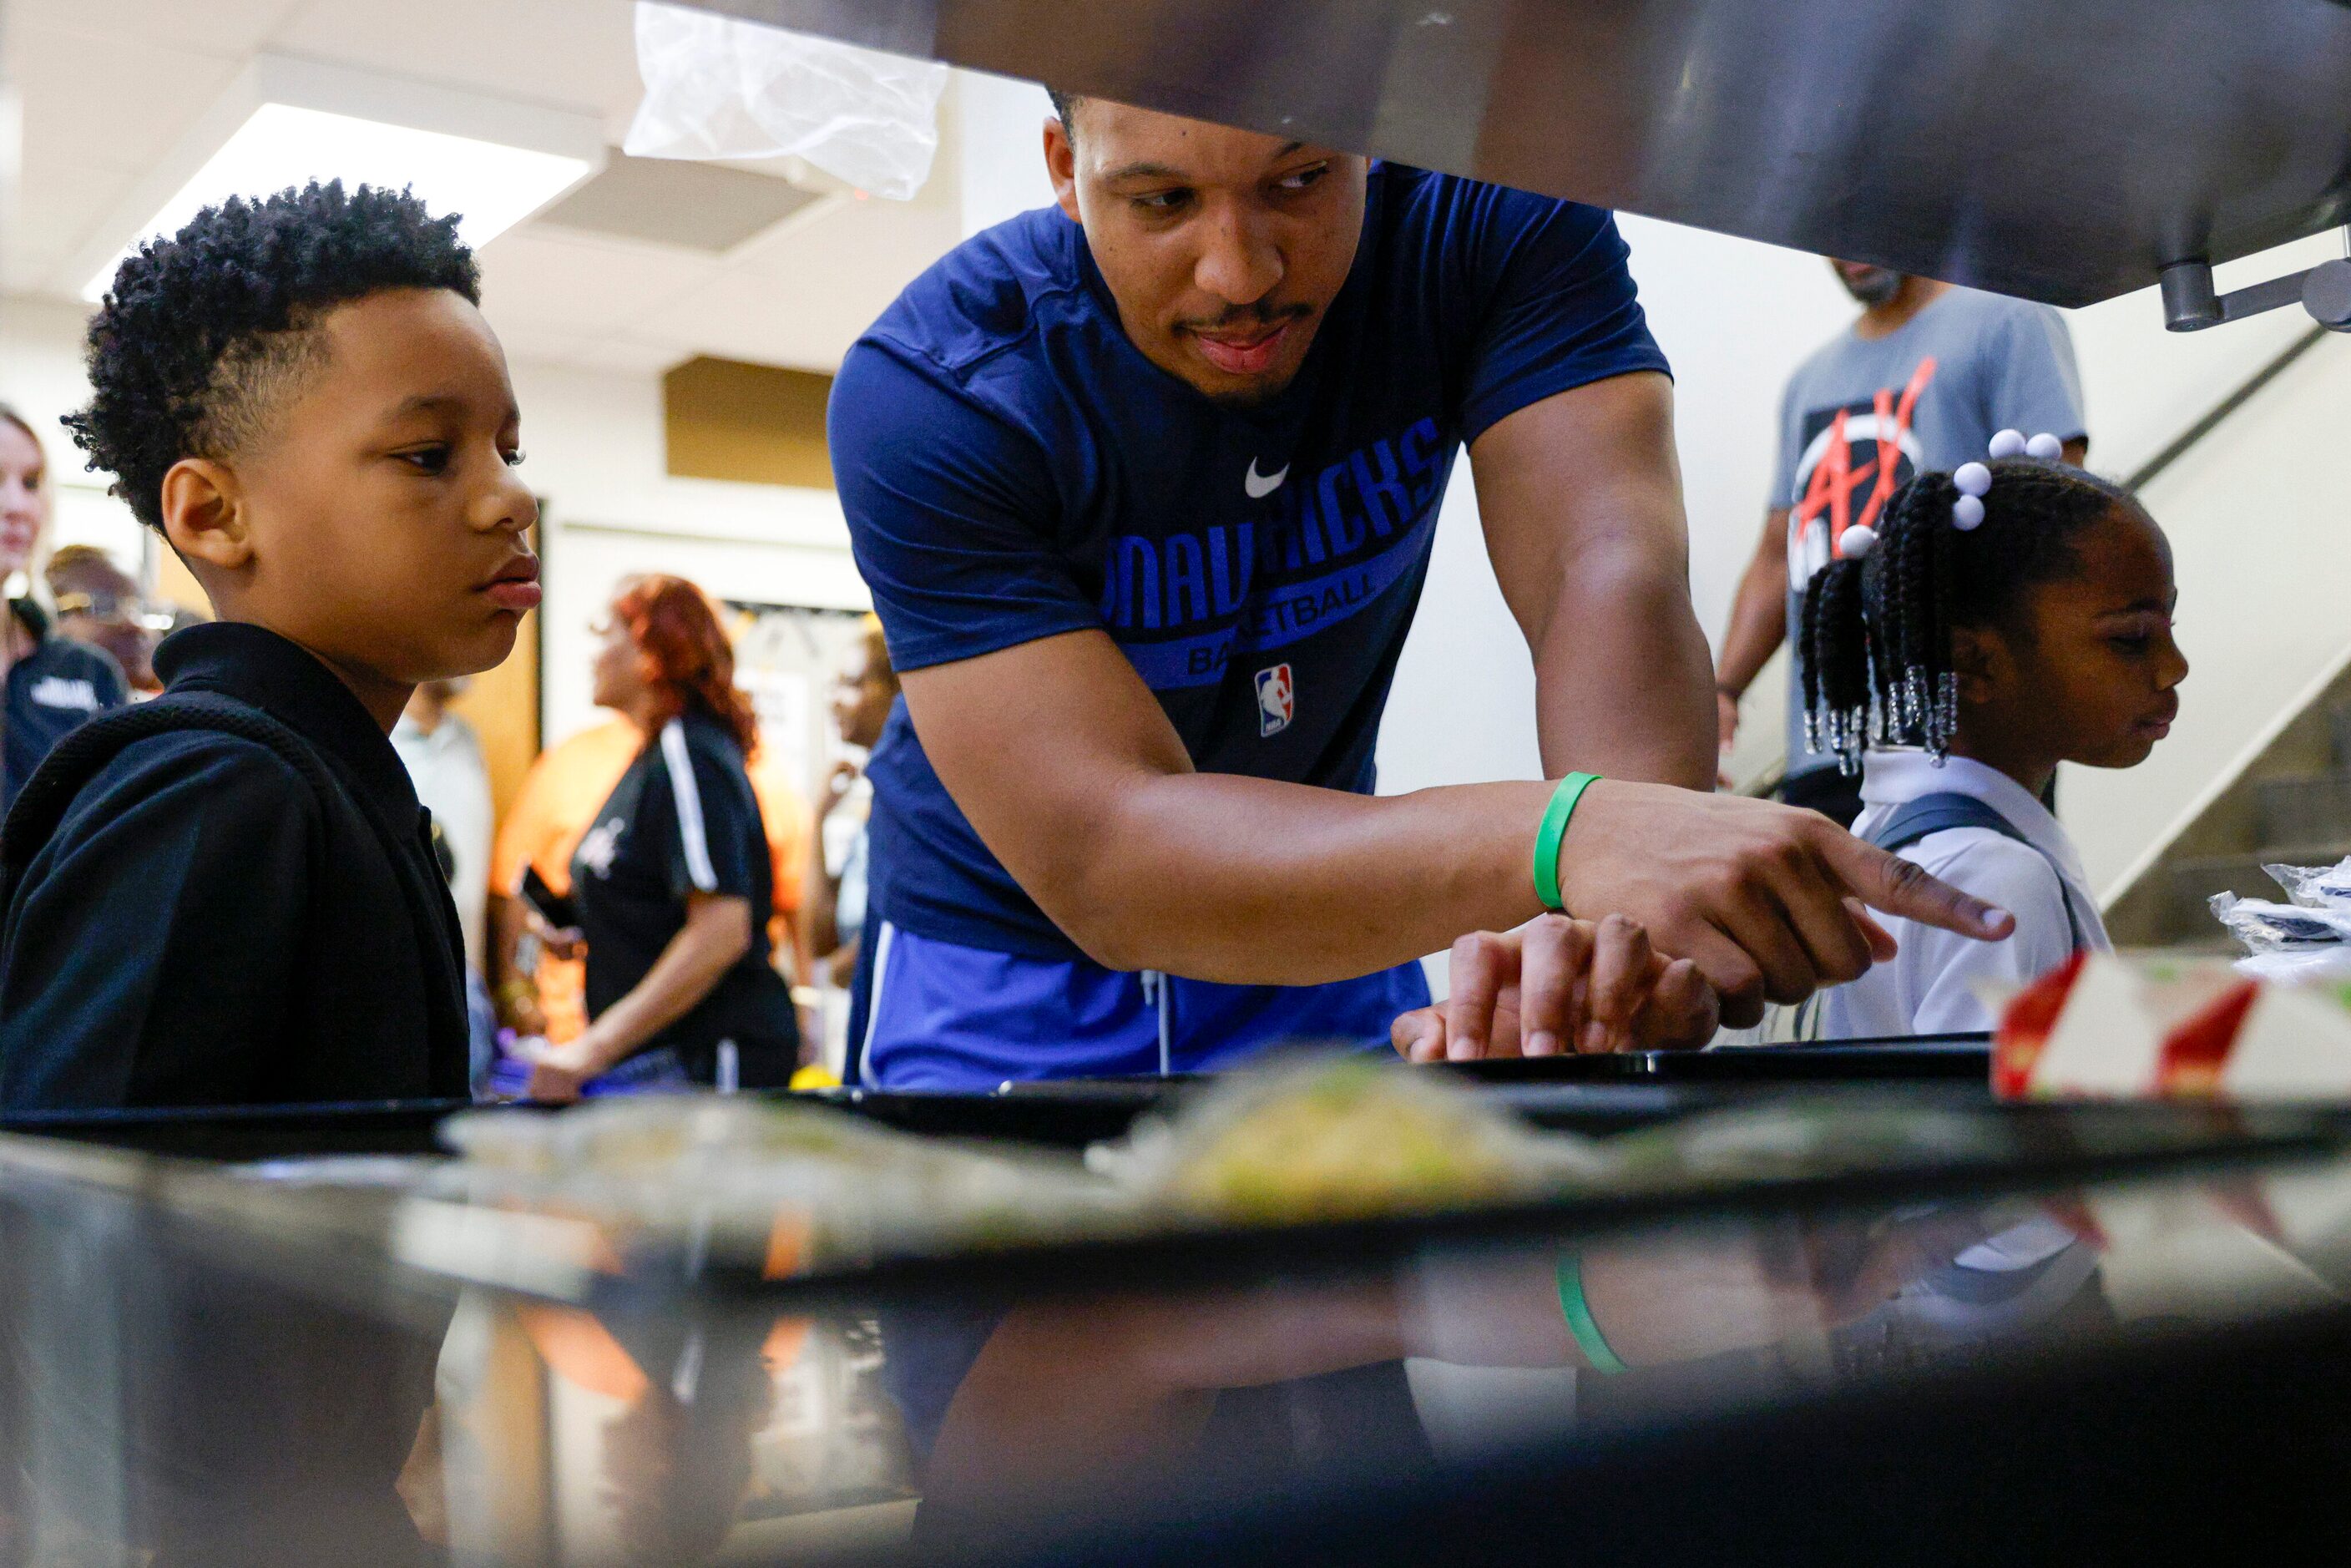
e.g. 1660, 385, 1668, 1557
1863, 791, 2085, 952
1, 695, 340, 897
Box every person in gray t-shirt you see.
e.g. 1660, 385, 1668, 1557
1714, 258, 2088, 825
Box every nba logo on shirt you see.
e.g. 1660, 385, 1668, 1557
1255, 664, 1294, 737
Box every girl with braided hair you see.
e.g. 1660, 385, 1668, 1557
1798, 448, 2187, 1038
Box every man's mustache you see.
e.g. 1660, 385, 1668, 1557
1176, 301, 1314, 335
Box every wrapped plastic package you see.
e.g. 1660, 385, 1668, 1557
1992, 951, 2351, 1100
624, 1, 948, 200
2210, 892, 2351, 952
2212, 883, 2351, 984
2235, 944, 2351, 989
2264, 853, 2351, 912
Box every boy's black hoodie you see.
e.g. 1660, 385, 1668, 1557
0, 621, 468, 1110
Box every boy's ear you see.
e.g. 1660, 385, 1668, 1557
158, 458, 253, 570
1950, 624, 2005, 704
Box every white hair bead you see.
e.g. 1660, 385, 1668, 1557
1954, 461, 1993, 498
2025, 432, 2065, 461
1838, 524, 1877, 560
1953, 494, 1986, 529
1988, 429, 2027, 459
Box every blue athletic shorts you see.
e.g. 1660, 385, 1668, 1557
861, 922, 1431, 1090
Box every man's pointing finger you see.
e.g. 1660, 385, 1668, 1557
1819, 832, 2014, 943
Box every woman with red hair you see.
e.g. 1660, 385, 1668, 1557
523, 575, 799, 1099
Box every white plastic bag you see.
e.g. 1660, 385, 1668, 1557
2235, 946, 2351, 988
2210, 891, 2351, 953
624, 1, 948, 200
2265, 853, 2351, 913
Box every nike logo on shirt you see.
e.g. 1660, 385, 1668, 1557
1245, 458, 1289, 498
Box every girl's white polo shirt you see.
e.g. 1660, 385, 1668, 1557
1818, 751, 2108, 1040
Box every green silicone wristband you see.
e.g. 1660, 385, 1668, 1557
1557, 1252, 1630, 1374
1532, 772, 1601, 913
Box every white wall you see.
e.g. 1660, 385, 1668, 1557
956, 71, 1058, 240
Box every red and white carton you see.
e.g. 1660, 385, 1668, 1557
1992, 952, 2351, 1100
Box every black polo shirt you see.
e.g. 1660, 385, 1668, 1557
3, 598, 129, 808
572, 710, 796, 1080
0, 622, 469, 1110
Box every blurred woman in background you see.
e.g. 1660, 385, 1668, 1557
0, 406, 128, 807
523, 575, 800, 1100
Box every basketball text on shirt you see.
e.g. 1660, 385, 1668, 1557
1099, 417, 1443, 688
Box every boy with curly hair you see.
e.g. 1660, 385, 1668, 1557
0, 181, 541, 1110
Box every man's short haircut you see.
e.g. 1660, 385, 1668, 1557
64, 180, 481, 533
1047, 88, 1084, 138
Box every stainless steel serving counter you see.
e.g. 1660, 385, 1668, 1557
8, 1069, 2351, 1566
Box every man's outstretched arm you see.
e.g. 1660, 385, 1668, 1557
900, 629, 2010, 1016
1470, 370, 1716, 789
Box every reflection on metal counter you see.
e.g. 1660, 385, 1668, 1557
7, 1062, 2351, 1565
428, 1293, 913, 1565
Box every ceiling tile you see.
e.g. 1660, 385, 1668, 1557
0, 0, 972, 365
5, 22, 243, 174
629, 261, 885, 375
3, 0, 296, 58
538, 150, 823, 253
626, 193, 958, 371
730, 188, 959, 286
270, 0, 645, 129
3, 154, 139, 293
477, 227, 717, 337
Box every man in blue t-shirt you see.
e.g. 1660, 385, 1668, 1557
830, 96, 2008, 1088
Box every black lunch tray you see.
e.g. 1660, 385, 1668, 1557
822, 1038, 1993, 1146
1451, 1035, 1991, 1083
0, 1038, 1992, 1161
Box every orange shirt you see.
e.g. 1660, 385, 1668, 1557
493, 716, 811, 1040
747, 751, 812, 938
492, 718, 641, 903
492, 720, 640, 1041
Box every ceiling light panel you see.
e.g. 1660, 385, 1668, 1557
68, 53, 604, 302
